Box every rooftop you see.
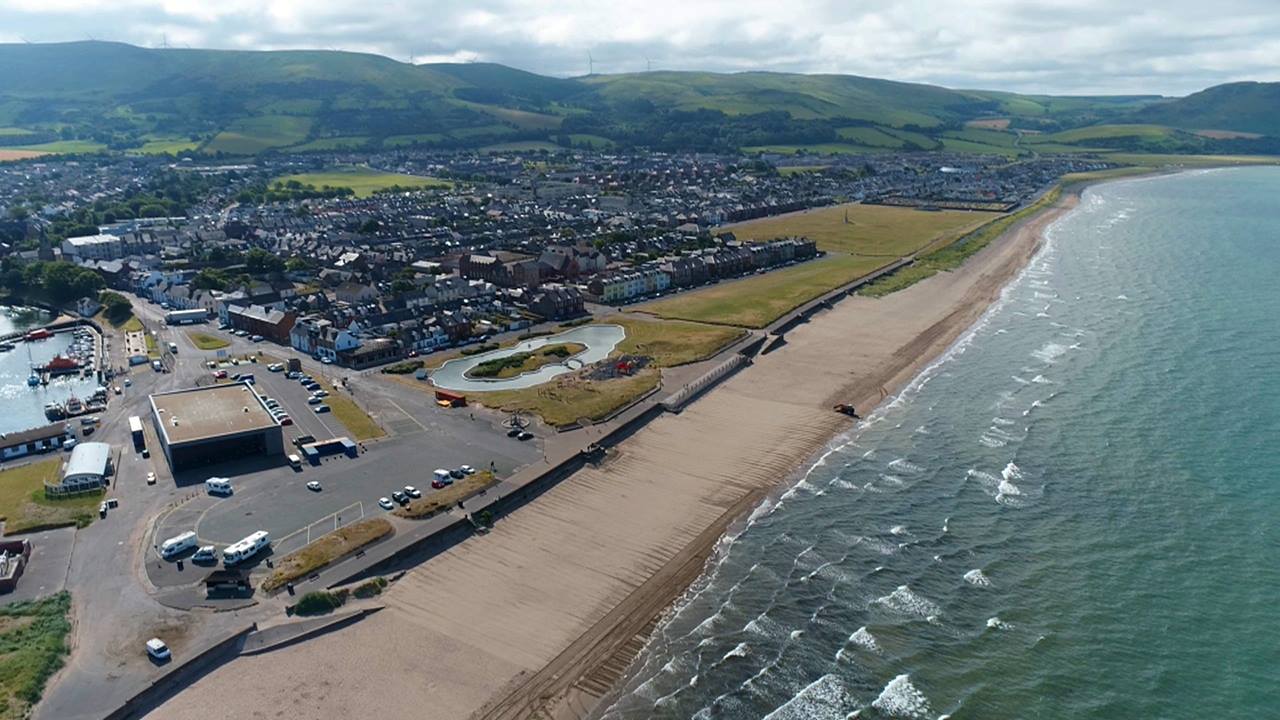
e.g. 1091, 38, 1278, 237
150, 383, 278, 445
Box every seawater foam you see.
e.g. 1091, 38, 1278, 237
963, 568, 991, 587
1030, 342, 1070, 364
850, 626, 882, 654
721, 642, 750, 661
872, 674, 934, 719
986, 616, 1013, 631
887, 458, 925, 475
761, 674, 856, 720
874, 585, 942, 619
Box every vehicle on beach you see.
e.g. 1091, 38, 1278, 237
145, 638, 170, 662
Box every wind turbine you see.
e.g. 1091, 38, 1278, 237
588, 51, 594, 76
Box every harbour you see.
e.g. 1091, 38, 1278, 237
0, 306, 104, 436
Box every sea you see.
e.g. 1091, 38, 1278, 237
0, 305, 99, 435
599, 167, 1279, 719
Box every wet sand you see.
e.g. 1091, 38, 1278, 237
146, 189, 1079, 720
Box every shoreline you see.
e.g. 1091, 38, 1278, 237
142, 173, 1135, 720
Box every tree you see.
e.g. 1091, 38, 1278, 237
245, 248, 285, 275
285, 257, 314, 273
191, 268, 231, 291
99, 291, 132, 323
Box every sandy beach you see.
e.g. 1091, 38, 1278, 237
146, 187, 1079, 720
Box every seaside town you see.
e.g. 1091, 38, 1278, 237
0, 142, 1119, 720
2, 148, 1110, 369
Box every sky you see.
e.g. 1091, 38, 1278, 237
1, 0, 1279, 95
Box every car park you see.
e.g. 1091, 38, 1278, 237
378, 497, 394, 510
306, 481, 321, 491
404, 485, 421, 498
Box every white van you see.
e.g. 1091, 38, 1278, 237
287, 453, 302, 468
160, 531, 198, 559
222, 530, 270, 566
433, 468, 453, 485
205, 477, 233, 496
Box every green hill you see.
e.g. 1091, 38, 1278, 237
0, 41, 1273, 157
1132, 82, 1280, 137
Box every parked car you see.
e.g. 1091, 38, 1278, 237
267, 363, 284, 372
250, 335, 264, 343
431, 478, 447, 489
307, 396, 322, 405
391, 491, 408, 505
234, 329, 248, 337
191, 546, 217, 563
311, 389, 329, 398
113, 385, 122, 395
314, 404, 331, 413
460, 464, 476, 475
404, 485, 421, 499
98, 501, 107, 518
278, 416, 294, 426
306, 481, 322, 492
449, 467, 465, 479
518, 431, 534, 441
145, 638, 171, 662
124, 378, 132, 387
378, 497, 394, 510
146, 472, 156, 485
213, 370, 228, 379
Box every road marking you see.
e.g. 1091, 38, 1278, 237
386, 399, 428, 433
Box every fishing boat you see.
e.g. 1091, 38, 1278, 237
63, 396, 84, 416
43, 355, 82, 376
0, 342, 14, 352
27, 370, 40, 387
44, 402, 66, 420
24, 328, 52, 341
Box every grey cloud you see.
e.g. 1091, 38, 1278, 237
0, 0, 1278, 94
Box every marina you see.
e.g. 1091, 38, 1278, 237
0, 306, 105, 436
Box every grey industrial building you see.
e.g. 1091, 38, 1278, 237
149, 383, 283, 472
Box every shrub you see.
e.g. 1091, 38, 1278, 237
461, 342, 500, 356
294, 588, 350, 616
382, 359, 424, 375
352, 577, 389, 599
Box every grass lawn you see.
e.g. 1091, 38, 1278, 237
0, 460, 102, 535
1105, 153, 1280, 167
394, 471, 499, 519
478, 141, 562, 153
145, 333, 159, 358
260, 518, 393, 592
607, 316, 745, 366
272, 167, 451, 198
718, 202, 996, 257
776, 165, 830, 175
313, 376, 385, 442
186, 331, 229, 350
470, 369, 661, 428
642, 255, 892, 328
0, 591, 72, 719
465, 343, 586, 379
860, 186, 1065, 298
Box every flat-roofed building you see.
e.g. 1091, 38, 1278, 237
149, 383, 283, 472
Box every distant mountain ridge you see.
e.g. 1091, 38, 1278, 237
0, 41, 1273, 156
